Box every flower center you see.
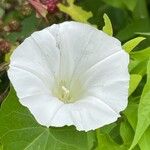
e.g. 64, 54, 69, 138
52, 79, 84, 103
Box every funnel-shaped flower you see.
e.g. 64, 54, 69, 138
8, 22, 129, 131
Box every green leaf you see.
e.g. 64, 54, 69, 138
129, 59, 148, 76
102, 0, 137, 11
129, 74, 142, 96
0, 142, 2, 150
129, 59, 150, 150
120, 119, 134, 147
133, 0, 149, 20
96, 130, 126, 150
122, 37, 145, 53
131, 47, 150, 61
123, 102, 150, 150
58, 0, 93, 23
102, 13, 113, 36
101, 0, 124, 9
122, 0, 137, 12
116, 19, 150, 41
138, 127, 150, 150
0, 87, 95, 150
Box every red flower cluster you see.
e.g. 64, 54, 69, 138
28, 0, 59, 20
41, 0, 59, 13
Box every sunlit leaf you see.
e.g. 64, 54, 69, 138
129, 59, 150, 150
122, 37, 145, 53
138, 127, 150, 150
102, 13, 113, 36
58, 0, 93, 23
129, 74, 142, 96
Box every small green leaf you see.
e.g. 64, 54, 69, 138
129, 59, 150, 150
58, 0, 93, 23
102, 13, 113, 36
122, 37, 145, 53
129, 74, 142, 96
0, 87, 95, 150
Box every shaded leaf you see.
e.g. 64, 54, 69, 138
116, 19, 150, 41
120, 119, 134, 147
129, 59, 148, 76
102, 0, 137, 11
96, 130, 126, 150
133, 0, 149, 20
122, 0, 137, 12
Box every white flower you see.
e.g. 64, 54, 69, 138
8, 21, 129, 131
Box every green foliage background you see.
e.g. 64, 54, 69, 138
0, 0, 150, 149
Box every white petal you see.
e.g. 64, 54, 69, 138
50, 96, 120, 131
20, 94, 64, 127
8, 66, 51, 98
81, 50, 129, 113
9, 29, 60, 91
47, 21, 122, 81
